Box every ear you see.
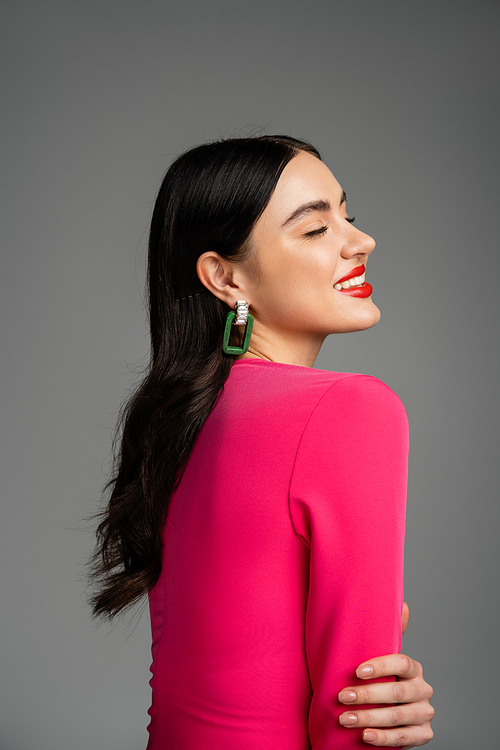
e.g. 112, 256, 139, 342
196, 252, 248, 307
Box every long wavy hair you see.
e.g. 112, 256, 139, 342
88, 135, 321, 619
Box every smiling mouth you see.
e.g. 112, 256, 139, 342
333, 272, 366, 291
333, 264, 366, 290
333, 264, 372, 298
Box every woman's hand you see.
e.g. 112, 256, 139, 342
338, 604, 434, 747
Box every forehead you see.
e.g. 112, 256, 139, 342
260, 151, 342, 228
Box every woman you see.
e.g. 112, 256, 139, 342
90, 135, 434, 748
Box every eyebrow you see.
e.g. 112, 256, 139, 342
281, 191, 347, 228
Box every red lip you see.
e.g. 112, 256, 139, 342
335, 265, 365, 285
339, 283, 373, 298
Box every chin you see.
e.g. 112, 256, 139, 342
348, 303, 381, 333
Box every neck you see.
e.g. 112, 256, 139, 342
236, 327, 326, 368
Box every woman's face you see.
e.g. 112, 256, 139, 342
239, 151, 380, 354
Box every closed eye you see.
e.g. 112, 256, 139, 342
305, 215, 356, 239
305, 225, 329, 238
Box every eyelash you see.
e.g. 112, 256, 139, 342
305, 216, 356, 238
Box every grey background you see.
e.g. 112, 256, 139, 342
1, 1, 498, 748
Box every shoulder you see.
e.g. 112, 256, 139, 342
228, 360, 361, 405
289, 373, 409, 544
315, 373, 406, 413
301, 373, 409, 446
227, 361, 407, 423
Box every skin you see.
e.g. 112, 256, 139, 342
197, 151, 434, 746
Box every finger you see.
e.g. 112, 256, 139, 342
402, 602, 409, 635
361, 723, 434, 747
339, 700, 434, 729
356, 653, 422, 681
339, 679, 428, 706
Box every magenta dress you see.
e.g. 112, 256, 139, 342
146, 359, 408, 749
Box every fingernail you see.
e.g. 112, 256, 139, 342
357, 665, 374, 677
338, 690, 357, 703
363, 730, 377, 743
339, 713, 358, 726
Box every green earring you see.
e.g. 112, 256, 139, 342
222, 300, 254, 355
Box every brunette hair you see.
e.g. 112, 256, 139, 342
89, 135, 321, 618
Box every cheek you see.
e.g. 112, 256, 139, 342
258, 260, 326, 310
268, 247, 336, 289
255, 275, 334, 328
249, 240, 342, 321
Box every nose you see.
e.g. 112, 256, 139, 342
342, 225, 376, 259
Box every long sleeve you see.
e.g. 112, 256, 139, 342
289, 375, 409, 749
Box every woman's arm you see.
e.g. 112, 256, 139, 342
339, 605, 434, 747
289, 375, 409, 748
